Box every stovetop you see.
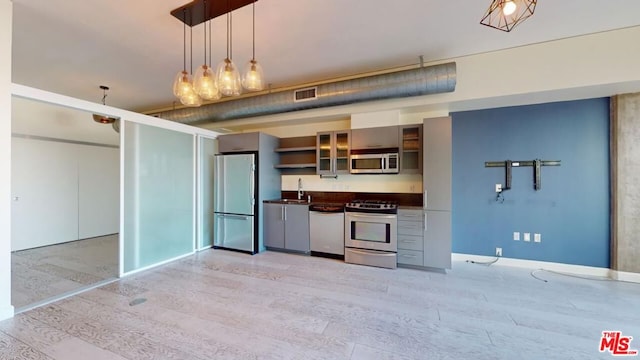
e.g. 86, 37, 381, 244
345, 200, 398, 214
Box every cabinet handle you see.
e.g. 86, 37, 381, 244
284, 206, 287, 221
281, 206, 285, 221
401, 240, 417, 244
367, 144, 382, 148
424, 212, 427, 230
401, 254, 417, 258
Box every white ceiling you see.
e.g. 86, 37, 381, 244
11, 0, 640, 113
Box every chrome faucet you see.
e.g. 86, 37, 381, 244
297, 178, 304, 200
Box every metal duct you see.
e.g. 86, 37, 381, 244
157, 62, 456, 125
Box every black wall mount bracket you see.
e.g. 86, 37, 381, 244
485, 159, 561, 191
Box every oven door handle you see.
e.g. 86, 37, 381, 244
347, 213, 397, 220
348, 248, 397, 257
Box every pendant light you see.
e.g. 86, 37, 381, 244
216, 0, 242, 97
180, 16, 202, 107
242, 0, 264, 91
480, 0, 537, 32
92, 85, 120, 124
173, 9, 197, 101
193, 0, 220, 100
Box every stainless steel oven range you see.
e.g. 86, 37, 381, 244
344, 200, 398, 269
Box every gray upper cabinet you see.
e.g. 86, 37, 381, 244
218, 132, 260, 153
399, 124, 423, 174
263, 203, 310, 253
423, 117, 452, 211
316, 131, 350, 175
350, 126, 399, 150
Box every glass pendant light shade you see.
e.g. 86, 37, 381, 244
180, 85, 202, 107
193, 64, 220, 100
173, 70, 195, 98
242, 59, 264, 91
216, 58, 242, 96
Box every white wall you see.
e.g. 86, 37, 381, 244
78, 144, 119, 239
283, 174, 422, 194
0, 0, 13, 320
11, 137, 119, 251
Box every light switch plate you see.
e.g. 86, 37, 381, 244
524, 233, 531, 242
513, 232, 520, 241
534, 233, 541, 243
495, 184, 503, 193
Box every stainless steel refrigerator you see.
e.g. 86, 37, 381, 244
213, 153, 258, 253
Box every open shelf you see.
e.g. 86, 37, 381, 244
276, 135, 317, 174
275, 146, 316, 153
274, 163, 317, 169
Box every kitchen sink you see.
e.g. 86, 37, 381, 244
280, 199, 309, 204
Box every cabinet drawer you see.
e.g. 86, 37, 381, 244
397, 234, 423, 251
397, 249, 424, 266
397, 221, 423, 236
398, 209, 422, 220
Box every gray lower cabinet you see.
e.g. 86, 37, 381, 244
424, 210, 451, 269
397, 208, 424, 266
264, 203, 285, 249
263, 203, 310, 253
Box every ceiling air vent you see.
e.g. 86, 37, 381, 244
293, 87, 318, 103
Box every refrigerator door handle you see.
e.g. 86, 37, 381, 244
250, 162, 256, 207
218, 213, 249, 221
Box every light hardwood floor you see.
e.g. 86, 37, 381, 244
2, 249, 640, 359
11, 235, 119, 309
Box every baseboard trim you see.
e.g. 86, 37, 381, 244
452, 253, 613, 278
610, 270, 640, 283
0, 304, 15, 321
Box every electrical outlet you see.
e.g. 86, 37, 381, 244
495, 184, 502, 193
513, 232, 520, 241
495, 247, 502, 257
524, 233, 531, 242
534, 233, 541, 243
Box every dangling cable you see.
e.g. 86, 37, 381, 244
190, 12, 194, 75
229, 1, 233, 61
203, 0, 207, 67
252, 0, 256, 61
101, 87, 107, 105
208, 12, 212, 67
225, 0, 230, 60
182, 9, 187, 73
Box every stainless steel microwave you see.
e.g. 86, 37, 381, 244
350, 153, 399, 174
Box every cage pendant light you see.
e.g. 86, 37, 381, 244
173, 9, 197, 100
242, 0, 264, 91
216, 0, 242, 97
180, 19, 203, 107
193, 0, 220, 100
480, 0, 537, 32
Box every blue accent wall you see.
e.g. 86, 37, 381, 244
451, 98, 610, 268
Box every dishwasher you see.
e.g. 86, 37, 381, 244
309, 203, 345, 259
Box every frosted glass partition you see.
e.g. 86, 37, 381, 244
197, 136, 217, 250
123, 121, 194, 273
